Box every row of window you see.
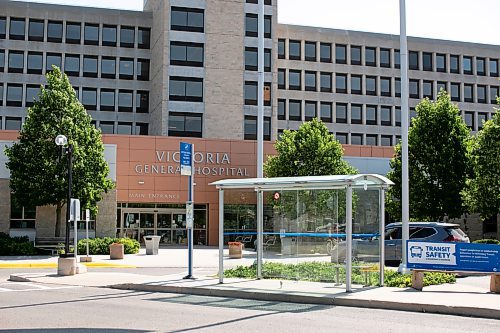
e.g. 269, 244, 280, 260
245, 14, 272, 39
0, 116, 149, 136
277, 99, 493, 131
0, 50, 150, 80
0, 83, 149, 113
277, 39, 500, 77
0, 16, 150, 48
278, 69, 500, 104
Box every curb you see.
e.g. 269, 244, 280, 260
0, 263, 136, 269
110, 283, 500, 320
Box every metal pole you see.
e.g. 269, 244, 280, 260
379, 188, 385, 286
257, 190, 263, 279
257, 0, 264, 178
74, 216, 78, 259
346, 185, 352, 292
218, 189, 224, 283
186, 144, 194, 279
86, 210, 90, 258
399, 0, 410, 274
64, 144, 73, 257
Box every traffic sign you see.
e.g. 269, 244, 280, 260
70, 198, 80, 221
180, 142, 193, 176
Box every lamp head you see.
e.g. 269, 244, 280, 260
55, 134, 68, 146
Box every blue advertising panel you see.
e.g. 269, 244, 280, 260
407, 241, 499, 273
180, 142, 192, 176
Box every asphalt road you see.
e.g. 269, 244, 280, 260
0, 279, 498, 333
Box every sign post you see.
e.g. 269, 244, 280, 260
70, 198, 80, 259
180, 142, 195, 279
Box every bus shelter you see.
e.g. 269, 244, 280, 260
210, 174, 394, 292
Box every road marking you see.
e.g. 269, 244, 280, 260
0, 282, 81, 293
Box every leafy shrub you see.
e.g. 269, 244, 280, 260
224, 261, 455, 287
473, 239, 500, 245
77, 237, 140, 255
0, 232, 37, 256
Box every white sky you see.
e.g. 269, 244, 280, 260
13, 0, 500, 45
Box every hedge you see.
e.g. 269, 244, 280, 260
77, 237, 140, 255
473, 239, 500, 245
0, 232, 38, 256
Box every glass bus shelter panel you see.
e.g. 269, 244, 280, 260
223, 190, 257, 246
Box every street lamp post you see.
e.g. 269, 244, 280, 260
55, 134, 73, 258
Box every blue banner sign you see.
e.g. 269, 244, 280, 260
407, 241, 499, 273
180, 142, 192, 176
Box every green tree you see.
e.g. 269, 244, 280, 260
462, 99, 500, 219
264, 118, 357, 177
5, 66, 114, 237
386, 91, 471, 221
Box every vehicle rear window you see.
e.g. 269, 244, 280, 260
446, 226, 467, 238
410, 227, 436, 239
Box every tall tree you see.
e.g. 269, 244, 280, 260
462, 99, 500, 219
264, 118, 356, 177
386, 91, 471, 221
5, 66, 114, 236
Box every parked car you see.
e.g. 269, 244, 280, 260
330, 222, 470, 266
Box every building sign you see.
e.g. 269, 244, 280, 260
180, 142, 193, 176
134, 150, 250, 177
407, 241, 500, 273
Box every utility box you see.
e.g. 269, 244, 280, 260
281, 237, 297, 255
144, 235, 161, 255
228, 242, 243, 259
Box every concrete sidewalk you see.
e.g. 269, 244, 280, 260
3, 247, 500, 320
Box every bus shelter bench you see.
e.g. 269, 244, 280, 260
411, 269, 500, 293
34, 237, 71, 255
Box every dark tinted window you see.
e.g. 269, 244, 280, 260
336, 133, 347, 144
320, 72, 331, 92
83, 55, 98, 77
0, 17, 6, 39
490, 86, 499, 104
101, 57, 116, 78
169, 112, 203, 138
135, 123, 148, 135
84, 23, 99, 45
463, 56, 472, 74
289, 100, 301, 121
102, 25, 117, 46
395, 78, 401, 97
350, 134, 362, 145
450, 55, 459, 73
336, 73, 347, 93
336, 103, 347, 123
305, 41, 316, 61
8, 51, 24, 73
289, 40, 300, 60
7, 84, 23, 107
381, 135, 392, 146
409, 51, 419, 70
366, 105, 377, 125
351, 45, 361, 65
172, 42, 204, 67
120, 26, 135, 47
351, 75, 362, 94
28, 19, 44, 41
464, 84, 473, 102
423, 52, 432, 71
244, 116, 271, 141
305, 101, 316, 121
169, 76, 203, 102
137, 59, 150, 81
171, 7, 204, 33
436, 54, 446, 72
47, 21, 62, 42
136, 91, 149, 113
5, 117, 22, 130
305, 71, 316, 91
25, 84, 40, 107
394, 49, 400, 69
380, 106, 392, 126
464, 111, 474, 129
64, 54, 80, 76
476, 57, 485, 76
100, 89, 115, 111
409, 79, 419, 99
278, 39, 285, 59
320, 102, 332, 123
46, 53, 61, 72
244, 81, 257, 105
10, 18, 25, 40
289, 70, 301, 90
27, 52, 42, 74
119, 58, 134, 79
366, 76, 376, 95
365, 47, 376, 66
66, 22, 81, 44
351, 104, 362, 124
335, 44, 346, 64
138, 27, 150, 49
477, 113, 488, 130
117, 122, 132, 135
320, 43, 331, 63
423, 80, 433, 99
380, 77, 391, 96
489, 59, 498, 77
278, 99, 286, 120
278, 68, 285, 89
0, 50, 3, 71
82, 88, 97, 110
380, 48, 390, 67
366, 135, 377, 146
99, 121, 114, 134
450, 83, 460, 101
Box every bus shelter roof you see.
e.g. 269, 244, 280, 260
209, 174, 393, 191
